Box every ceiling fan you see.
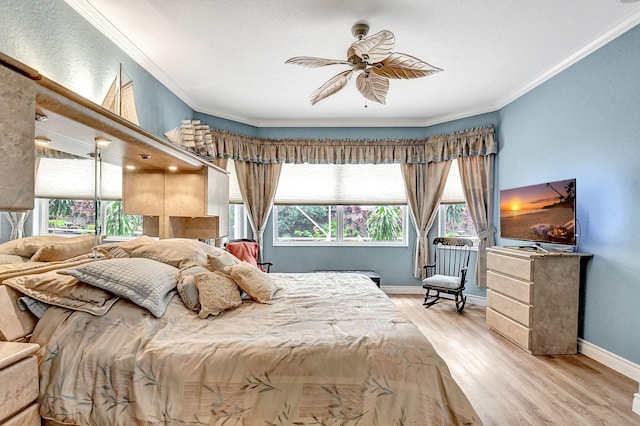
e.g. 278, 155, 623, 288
285, 22, 443, 105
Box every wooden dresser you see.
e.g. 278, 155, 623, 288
0, 342, 40, 425
486, 246, 590, 355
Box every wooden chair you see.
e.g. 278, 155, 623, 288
422, 237, 473, 313
224, 239, 273, 272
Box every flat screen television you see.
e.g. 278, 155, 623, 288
499, 178, 576, 247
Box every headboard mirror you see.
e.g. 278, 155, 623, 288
1, 51, 216, 243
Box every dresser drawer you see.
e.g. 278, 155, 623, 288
487, 252, 532, 281
0, 403, 39, 426
487, 270, 532, 304
487, 289, 531, 326
486, 308, 531, 350
0, 356, 39, 421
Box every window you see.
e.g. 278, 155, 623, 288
437, 161, 477, 242
274, 205, 407, 246
228, 203, 248, 240
438, 203, 477, 241
35, 199, 142, 238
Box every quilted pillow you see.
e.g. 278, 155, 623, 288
130, 238, 210, 268
31, 236, 100, 262
3, 269, 119, 316
225, 261, 279, 304
194, 271, 242, 318
59, 258, 178, 317
0, 235, 69, 258
176, 265, 210, 312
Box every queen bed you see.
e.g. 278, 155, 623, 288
1, 237, 481, 425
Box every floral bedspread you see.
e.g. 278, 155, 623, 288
34, 272, 481, 425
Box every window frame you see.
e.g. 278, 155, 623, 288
273, 204, 409, 247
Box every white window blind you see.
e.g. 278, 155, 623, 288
227, 159, 466, 205
275, 163, 406, 205
441, 160, 466, 203
35, 158, 122, 200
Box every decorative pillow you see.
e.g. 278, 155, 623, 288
0, 235, 69, 258
3, 269, 119, 316
94, 235, 156, 259
31, 236, 100, 262
194, 271, 242, 318
225, 261, 279, 304
130, 238, 210, 268
59, 258, 179, 317
0, 254, 28, 265
207, 251, 240, 273
176, 265, 210, 312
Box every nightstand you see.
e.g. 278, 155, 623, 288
0, 341, 40, 425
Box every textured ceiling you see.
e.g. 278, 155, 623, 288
67, 0, 640, 127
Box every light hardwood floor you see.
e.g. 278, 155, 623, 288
390, 295, 640, 426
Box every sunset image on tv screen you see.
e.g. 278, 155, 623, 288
500, 179, 576, 244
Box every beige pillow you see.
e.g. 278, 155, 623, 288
94, 235, 156, 259
176, 265, 210, 312
3, 269, 119, 316
225, 261, 278, 304
194, 271, 242, 318
130, 238, 212, 268
0, 235, 68, 258
31, 236, 99, 262
207, 251, 240, 273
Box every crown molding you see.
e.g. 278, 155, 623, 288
492, 9, 640, 111
64, 0, 197, 109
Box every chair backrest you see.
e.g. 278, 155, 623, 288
432, 237, 473, 278
225, 239, 260, 269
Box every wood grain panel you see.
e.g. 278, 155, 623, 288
486, 307, 531, 349
0, 356, 38, 421
0, 403, 39, 426
487, 251, 532, 281
486, 270, 532, 303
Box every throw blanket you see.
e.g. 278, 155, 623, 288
34, 272, 481, 425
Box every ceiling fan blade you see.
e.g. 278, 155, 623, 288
371, 53, 443, 79
310, 69, 354, 105
285, 56, 352, 67
356, 72, 389, 104
351, 30, 395, 64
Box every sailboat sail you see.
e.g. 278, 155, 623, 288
102, 64, 139, 126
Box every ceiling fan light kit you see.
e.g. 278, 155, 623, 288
286, 22, 442, 105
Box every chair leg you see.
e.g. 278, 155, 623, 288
455, 292, 466, 314
423, 288, 440, 308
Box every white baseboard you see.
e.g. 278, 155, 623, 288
577, 339, 640, 416
381, 286, 486, 306
577, 339, 640, 381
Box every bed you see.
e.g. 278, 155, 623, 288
1, 237, 481, 425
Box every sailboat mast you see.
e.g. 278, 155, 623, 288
117, 63, 122, 117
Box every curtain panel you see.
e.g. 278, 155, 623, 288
166, 123, 496, 165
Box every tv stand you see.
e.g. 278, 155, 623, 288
510, 244, 549, 253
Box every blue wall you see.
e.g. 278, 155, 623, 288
2, 1, 639, 364
497, 24, 640, 364
0, 0, 193, 141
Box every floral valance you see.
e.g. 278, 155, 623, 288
165, 121, 496, 165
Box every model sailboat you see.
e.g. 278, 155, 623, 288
102, 64, 139, 125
